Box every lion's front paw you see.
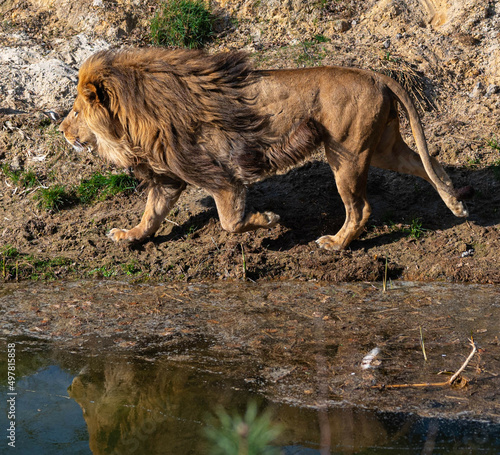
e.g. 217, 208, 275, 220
107, 228, 130, 242
315, 235, 345, 251
107, 228, 145, 243
263, 211, 280, 228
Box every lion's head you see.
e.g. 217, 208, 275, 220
59, 96, 98, 153
59, 48, 279, 187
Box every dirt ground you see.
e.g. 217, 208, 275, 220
0, 0, 499, 285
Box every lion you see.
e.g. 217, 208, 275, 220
60, 48, 468, 250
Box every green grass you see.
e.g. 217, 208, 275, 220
312, 33, 329, 43
31, 172, 137, 212
1, 245, 73, 281
295, 38, 327, 67
467, 157, 481, 168
76, 172, 138, 204
35, 184, 74, 211
20, 170, 39, 188
487, 136, 500, 151
1, 165, 40, 188
122, 260, 142, 276
150, 0, 213, 48
370, 217, 428, 241
405, 218, 426, 239
88, 265, 117, 278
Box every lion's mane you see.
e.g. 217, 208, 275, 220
77, 48, 321, 190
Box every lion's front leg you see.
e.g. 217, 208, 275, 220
108, 182, 186, 243
212, 186, 280, 234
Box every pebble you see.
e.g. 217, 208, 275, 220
469, 81, 484, 98
461, 249, 475, 258
485, 84, 499, 97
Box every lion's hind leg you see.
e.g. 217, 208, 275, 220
317, 142, 372, 251
108, 181, 186, 243
212, 185, 280, 234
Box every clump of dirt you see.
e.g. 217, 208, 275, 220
0, 0, 499, 284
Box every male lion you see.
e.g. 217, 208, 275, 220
60, 48, 468, 250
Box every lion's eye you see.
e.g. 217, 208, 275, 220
74, 111, 79, 118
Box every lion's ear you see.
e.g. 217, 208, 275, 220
82, 82, 106, 105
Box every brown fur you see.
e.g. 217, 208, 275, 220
60, 48, 467, 250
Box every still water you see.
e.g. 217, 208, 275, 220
1, 339, 499, 454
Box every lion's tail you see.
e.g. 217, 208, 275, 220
383, 75, 468, 218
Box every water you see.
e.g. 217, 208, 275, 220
1, 280, 499, 453
1, 339, 499, 454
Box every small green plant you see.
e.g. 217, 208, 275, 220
122, 261, 141, 276
406, 218, 426, 239
487, 136, 499, 151
296, 39, 326, 66
2, 165, 41, 189
1, 245, 19, 280
35, 185, 74, 211
205, 402, 281, 455
2, 164, 21, 185
467, 157, 481, 168
150, 0, 213, 48
312, 33, 329, 43
89, 266, 117, 278
1, 246, 73, 281
20, 170, 39, 188
29, 257, 73, 280
184, 224, 198, 239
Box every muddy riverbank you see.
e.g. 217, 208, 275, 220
2, 280, 499, 423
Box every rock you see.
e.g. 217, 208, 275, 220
485, 84, 499, 97
383, 39, 391, 49
333, 20, 350, 33
469, 81, 484, 98
11, 155, 22, 171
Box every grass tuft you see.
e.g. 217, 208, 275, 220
150, 0, 213, 48
35, 185, 74, 211
2, 165, 40, 188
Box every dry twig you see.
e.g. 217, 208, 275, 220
372, 338, 477, 389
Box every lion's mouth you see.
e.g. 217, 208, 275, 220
71, 138, 92, 153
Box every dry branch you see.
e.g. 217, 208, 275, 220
372, 338, 477, 390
